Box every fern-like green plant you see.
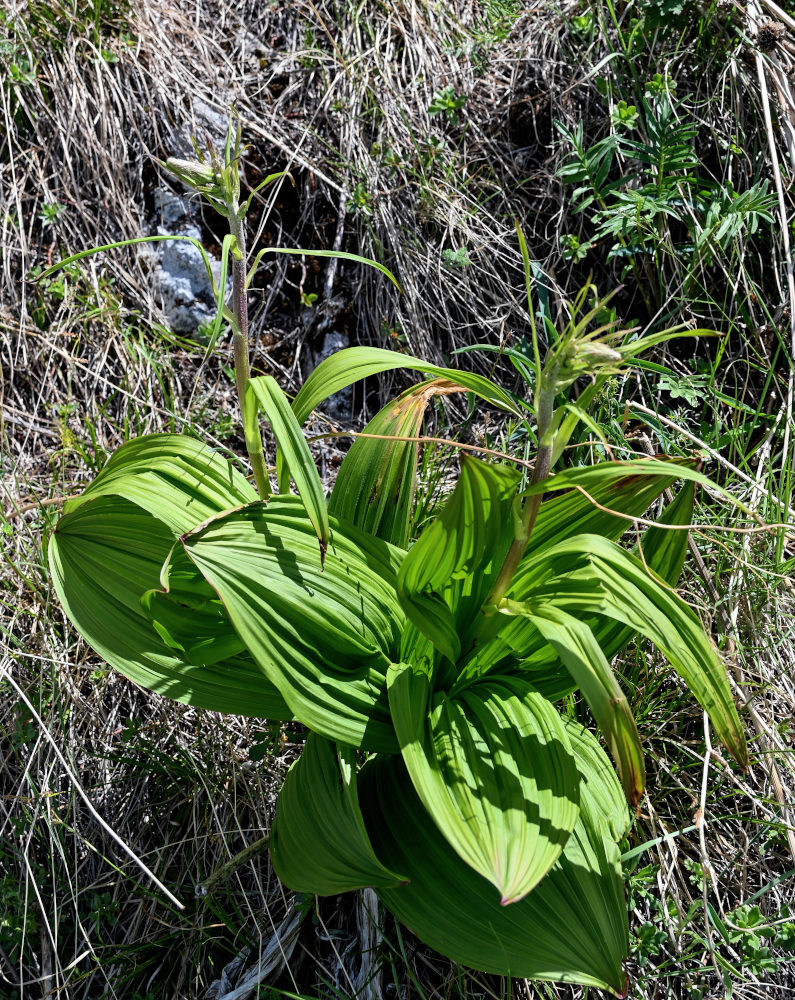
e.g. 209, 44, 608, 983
556, 93, 776, 306
41, 119, 747, 995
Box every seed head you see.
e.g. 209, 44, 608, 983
165, 157, 218, 189
573, 342, 622, 364
757, 18, 786, 52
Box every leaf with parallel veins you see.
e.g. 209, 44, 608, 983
270, 734, 406, 894
510, 532, 747, 768
329, 378, 467, 549
498, 601, 645, 809
66, 433, 257, 533
388, 664, 580, 904
396, 457, 520, 664
359, 722, 628, 993
49, 495, 291, 718
177, 497, 406, 752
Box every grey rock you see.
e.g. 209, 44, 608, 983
305, 324, 351, 420
153, 186, 191, 228
166, 98, 231, 160
147, 186, 228, 335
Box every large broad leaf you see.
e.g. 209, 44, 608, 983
328, 378, 466, 549
499, 603, 645, 809
66, 434, 257, 534
359, 726, 628, 992
270, 734, 406, 894
141, 542, 247, 667
291, 346, 525, 425
177, 497, 405, 752
562, 715, 630, 844
457, 476, 698, 697
396, 457, 520, 664
513, 533, 747, 766
388, 665, 580, 904
519, 458, 696, 560
49, 495, 291, 718
246, 376, 329, 555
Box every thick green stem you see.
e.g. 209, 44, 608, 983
229, 209, 270, 500
483, 381, 556, 613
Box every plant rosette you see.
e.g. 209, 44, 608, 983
41, 121, 747, 994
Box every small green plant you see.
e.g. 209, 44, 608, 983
446, 0, 521, 74
346, 181, 373, 216
657, 367, 710, 407
28, 260, 122, 332
570, 11, 595, 41
0, 872, 37, 963
428, 84, 467, 124
645, 72, 676, 98
38, 200, 66, 227
7, 58, 36, 86
611, 99, 639, 130
632, 919, 668, 968
561, 233, 590, 263
556, 92, 776, 307
441, 246, 470, 268
719, 903, 795, 976
87, 890, 121, 939
40, 117, 748, 994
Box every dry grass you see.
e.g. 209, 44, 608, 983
1, 0, 794, 997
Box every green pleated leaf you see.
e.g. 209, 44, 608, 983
291, 346, 525, 425
516, 533, 747, 767
67, 434, 257, 534
397, 457, 520, 663
282, 347, 526, 518
567, 481, 697, 672
270, 734, 406, 894
562, 716, 630, 844
329, 379, 466, 548
457, 473, 699, 697
358, 729, 628, 992
499, 602, 644, 809
388, 665, 580, 904
141, 542, 246, 666
49, 495, 291, 718
246, 376, 329, 556
177, 497, 405, 751
521, 458, 698, 559
523, 455, 754, 518
636, 479, 695, 585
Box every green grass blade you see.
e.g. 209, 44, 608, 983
37, 234, 221, 289
246, 247, 401, 293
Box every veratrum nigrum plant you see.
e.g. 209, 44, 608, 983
43, 119, 746, 996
